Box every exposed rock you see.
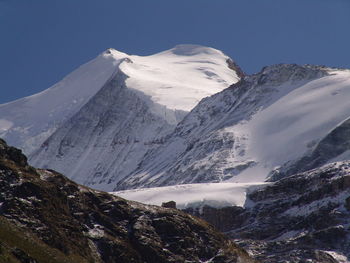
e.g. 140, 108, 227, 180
0, 139, 254, 263
185, 162, 350, 262
226, 58, 245, 79
183, 205, 246, 232
161, 201, 176, 209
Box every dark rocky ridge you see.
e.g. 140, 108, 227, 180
0, 139, 254, 263
186, 162, 350, 262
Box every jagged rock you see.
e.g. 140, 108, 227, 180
161, 201, 176, 209
0, 139, 254, 263
183, 162, 350, 262
239, 163, 350, 262
183, 205, 246, 232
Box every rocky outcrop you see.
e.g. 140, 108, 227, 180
183, 206, 247, 232
0, 139, 254, 263
161, 201, 177, 209
186, 162, 350, 262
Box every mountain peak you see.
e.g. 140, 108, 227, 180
168, 44, 222, 56
251, 63, 329, 86
101, 48, 130, 61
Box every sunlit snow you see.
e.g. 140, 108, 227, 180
113, 182, 268, 209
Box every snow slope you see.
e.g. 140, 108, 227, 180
117, 65, 350, 190
25, 45, 240, 189
0, 52, 121, 154
0, 45, 239, 155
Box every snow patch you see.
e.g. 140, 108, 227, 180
86, 224, 105, 239
322, 251, 350, 263
113, 182, 268, 209
0, 119, 13, 132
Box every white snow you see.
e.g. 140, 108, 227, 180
0, 44, 239, 155
113, 182, 268, 209
322, 251, 350, 263
0, 52, 120, 154
226, 70, 350, 183
0, 119, 13, 132
116, 44, 238, 112
86, 224, 105, 239
118, 68, 350, 192
246, 71, 350, 166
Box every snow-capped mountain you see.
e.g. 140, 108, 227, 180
117, 64, 350, 190
0, 51, 119, 155
2, 44, 350, 195
2, 45, 241, 189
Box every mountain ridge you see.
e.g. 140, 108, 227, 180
16, 45, 241, 190
117, 64, 350, 190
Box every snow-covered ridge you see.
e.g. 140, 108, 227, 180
107, 44, 240, 112
0, 52, 119, 154
0, 44, 240, 155
117, 64, 350, 190
7, 45, 241, 190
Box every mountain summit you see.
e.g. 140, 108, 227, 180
0, 45, 241, 190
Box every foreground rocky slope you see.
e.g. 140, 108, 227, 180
0, 139, 254, 263
186, 162, 350, 262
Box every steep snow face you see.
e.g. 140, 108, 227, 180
25, 45, 240, 189
0, 45, 239, 156
0, 53, 122, 154
117, 65, 350, 190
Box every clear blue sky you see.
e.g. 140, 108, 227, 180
1, 0, 349, 104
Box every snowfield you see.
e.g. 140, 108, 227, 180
113, 182, 269, 209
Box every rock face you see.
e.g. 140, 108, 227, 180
161, 201, 177, 209
186, 162, 350, 263
183, 206, 246, 233
0, 139, 254, 263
